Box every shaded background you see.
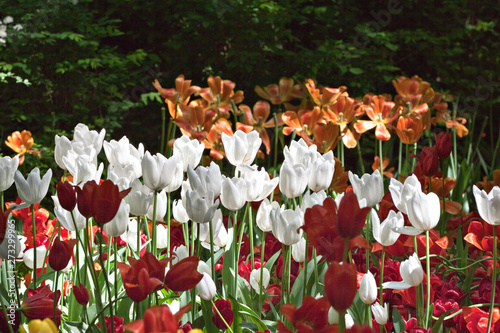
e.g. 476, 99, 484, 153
1, 0, 499, 172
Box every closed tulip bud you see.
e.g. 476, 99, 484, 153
371, 302, 389, 325
419, 146, 439, 177
14, 168, 52, 205
406, 189, 440, 234
49, 238, 77, 271
308, 151, 335, 192
187, 162, 222, 198
56, 181, 77, 211
165, 256, 203, 292
324, 261, 357, 312
197, 272, 216, 300
142, 151, 181, 192
125, 179, 153, 217
359, 271, 377, 305
250, 267, 270, 294
435, 132, 452, 160
185, 190, 219, 224
221, 176, 247, 211
473, 185, 500, 225
73, 283, 90, 306
349, 169, 384, 208
0, 155, 19, 192
271, 206, 303, 246
279, 160, 309, 199
291, 236, 306, 262
256, 198, 280, 232
146, 189, 167, 221
103, 201, 130, 237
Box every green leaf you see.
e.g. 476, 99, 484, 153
349, 68, 364, 75
392, 308, 406, 333
432, 308, 454, 333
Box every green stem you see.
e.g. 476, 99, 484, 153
487, 227, 498, 333
379, 247, 386, 305
247, 203, 255, 270
303, 237, 309, 298
166, 192, 171, 258
233, 210, 239, 296
259, 231, 266, 312
342, 238, 349, 263
378, 138, 383, 178
98, 231, 114, 333
114, 238, 118, 315
1, 262, 15, 333
212, 300, 234, 333
160, 107, 166, 155
425, 230, 431, 328
398, 140, 403, 176
31, 204, 37, 288
151, 192, 158, 256
357, 143, 365, 174
339, 310, 346, 333
209, 217, 216, 282
53, 270, 59, 329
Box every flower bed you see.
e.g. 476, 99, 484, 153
0, 75, 498, 333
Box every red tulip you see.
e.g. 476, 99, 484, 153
337, 192, 371, 239
118, 260, 164, 303
48, 238, 78, 271
164, 256, 203, 292
124, 304, 191, 333
76, 180, 131, 225
56, 181, 77, 211
435, 131, 452, 160
0, 207, 12, 245
212, 299, 234, 329
22, 285, 62, 325
0, 306, 20, 333
73, 283, 90, 306
324, 261, 358, 313
277, 296, 334, 332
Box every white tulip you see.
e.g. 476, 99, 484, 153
64, 150, 103, 187
271, 206, 303, 246
221, 130, 262, 166
197, 272, 216, 300
291, 236, 306, 262
103, 136, 144, 179
250, 267, 270, 294
300, 190, 327, 211
372, 210, 404, 246
53, 196, 86, 231
0, 217, 22, 259
173, 135, 205, 172
383, 253, 423, 289
283, 138, 316, 167
371, 302, 389, 325
142, 151, 182, 192
406, 190, 440, 234
147, 189, 167, 221
125, 179, 153, 217
103, 201, 131, 237
349, 169, 384, 208
0, 155, 19, 192
187, 162, 222, 197
256, 198, 281, 232
388, 174, 421, 215
73, 123, 105, 154
279, 160, 309, 199
185, 190, 219, 224
14, 168, 52, 205
23, 246, 47, 270
308, 151, 335, 192
473, 185, 500, 225
359, 271, 377, 305
241, 167, 279, 202
220, 175, 247, 211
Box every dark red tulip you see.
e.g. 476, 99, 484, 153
0, 207, 12, 245
56, 181, 77, 211
22, 285, 62, 325
419, 146, 439, 177
435, 131, 452, 160
48, 238, 78, 271
277, 296, 334, 332
118, 259, 164, 303
337, 192, 371, 239
324, 261, 358, 313
73, 283, 90, 306
76, 180, 131, 225
0, 306, 20, 333
164, 256, 203, 292
212, 299, 234, 329
124, 304, 191, 333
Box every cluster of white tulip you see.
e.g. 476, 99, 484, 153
2, 123, 500, 307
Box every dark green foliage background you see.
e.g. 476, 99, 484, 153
1, 0, 498, 170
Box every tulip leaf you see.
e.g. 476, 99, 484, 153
264, 249, 282, 272
116, 297, 134, 323
237, 301, 269, 332
201, 299, 219, 332
63, 321, 89, 332
431, 308, 454, 333
392, 308, 406, 333
289, 254, 320, 304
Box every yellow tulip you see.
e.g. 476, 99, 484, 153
25, 318, 58, 333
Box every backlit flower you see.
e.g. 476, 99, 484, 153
48, 238, 77, 271
124, 303, 191, 333
382, 253, 423, 289
173, 134, 205, 172
324, 261, 358, 312
473, 185, 500, 225
14, 168, 52, 205
141, 151, 183, 192
0, 155, 19, 191
5, 130, 41, 165
271, 206, 303, 246
221, 130, 262, 167
349, 169, 383, 208
359, 271, 377, 305
354, 95, 401, 141
395, 114, 424, 145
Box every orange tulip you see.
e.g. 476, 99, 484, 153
254, 77, 304, 107
153, 75, 200, 105
305, 79, 347, 108
354, 95, 402, 141
5, 130, 41, 165
395, 114, 424, 144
